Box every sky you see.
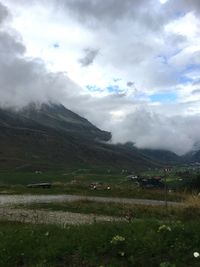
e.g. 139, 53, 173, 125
1, 0, 200, 155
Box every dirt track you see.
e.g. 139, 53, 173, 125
0, 194, 181, 225
0, 207, 123, 225
0, 194, 180, 207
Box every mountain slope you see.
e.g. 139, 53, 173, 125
0, 103, 160, 170
140, 148, 182, 165
19, 103, 111, 142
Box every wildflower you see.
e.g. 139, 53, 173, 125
160, 262, 176, 267
119, 251, 125, 257
110, 235, 125, 245
45, 232, 49, 236
193, 252, 200, 258
158, 225, 171, 232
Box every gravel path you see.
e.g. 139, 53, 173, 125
0, 194, 181, 207
0, 194, 181, 225
0, 207, 123, 225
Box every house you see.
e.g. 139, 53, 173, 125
139, 178, 164, 189
126, 175, 138, 181
153, 176, 162, 181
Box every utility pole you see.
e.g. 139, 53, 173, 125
164, 168, 168, 209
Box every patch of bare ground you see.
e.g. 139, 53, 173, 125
0, 207, 124, 225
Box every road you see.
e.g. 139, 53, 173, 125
0, 194, 182, 225
0, 194, 181, 206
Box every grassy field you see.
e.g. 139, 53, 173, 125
1, 169, 200, 267
1, 219, 200, 267
0, 169, 127, 185
0, 169, 189, 202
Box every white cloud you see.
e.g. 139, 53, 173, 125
159, 0, 169, 4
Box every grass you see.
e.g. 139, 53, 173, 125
0, 169, 186, 202
1, 220, 200, 267
1, 174, 200, 267
0, 169, 126, 185
1, 168, 199, 266
0, 168, 193, 202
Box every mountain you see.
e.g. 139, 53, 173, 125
0, 103, 162, 170
19, 103, 111, 142
140, 149, 182, 165
182, 150, 200, 164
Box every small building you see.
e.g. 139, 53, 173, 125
139, 178, 164, 189
126, 175, 138, 181
153, 176, 162, 181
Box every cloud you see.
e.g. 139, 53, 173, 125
166, 0, 200, 14
107, 108, 200, 155
192, 89, 200, 95
127, 81, 134, 87
55, 0, 150, 26
0, 2, 9, 24
78, 48, 99, 67
2, 0, 200, 155
0, 2, 82, 108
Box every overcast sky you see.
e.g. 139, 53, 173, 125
1, 0, 200, 155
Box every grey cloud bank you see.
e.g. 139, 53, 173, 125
0, 3, 81, 108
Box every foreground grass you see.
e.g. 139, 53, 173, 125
1, 220, 200, 267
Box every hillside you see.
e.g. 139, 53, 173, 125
140, 148, 182, 165
0, 103, 162, 170
19, 103, 111, 142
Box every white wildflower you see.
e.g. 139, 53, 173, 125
119, 251, 125, 256
110, 235, 125, 244
158, 225, 171, 232
193, 252, 200, 258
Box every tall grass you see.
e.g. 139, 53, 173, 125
1, 220, 200, 267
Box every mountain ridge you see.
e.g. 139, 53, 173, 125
0, 103, 159, 170
0, 102, 198, 170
